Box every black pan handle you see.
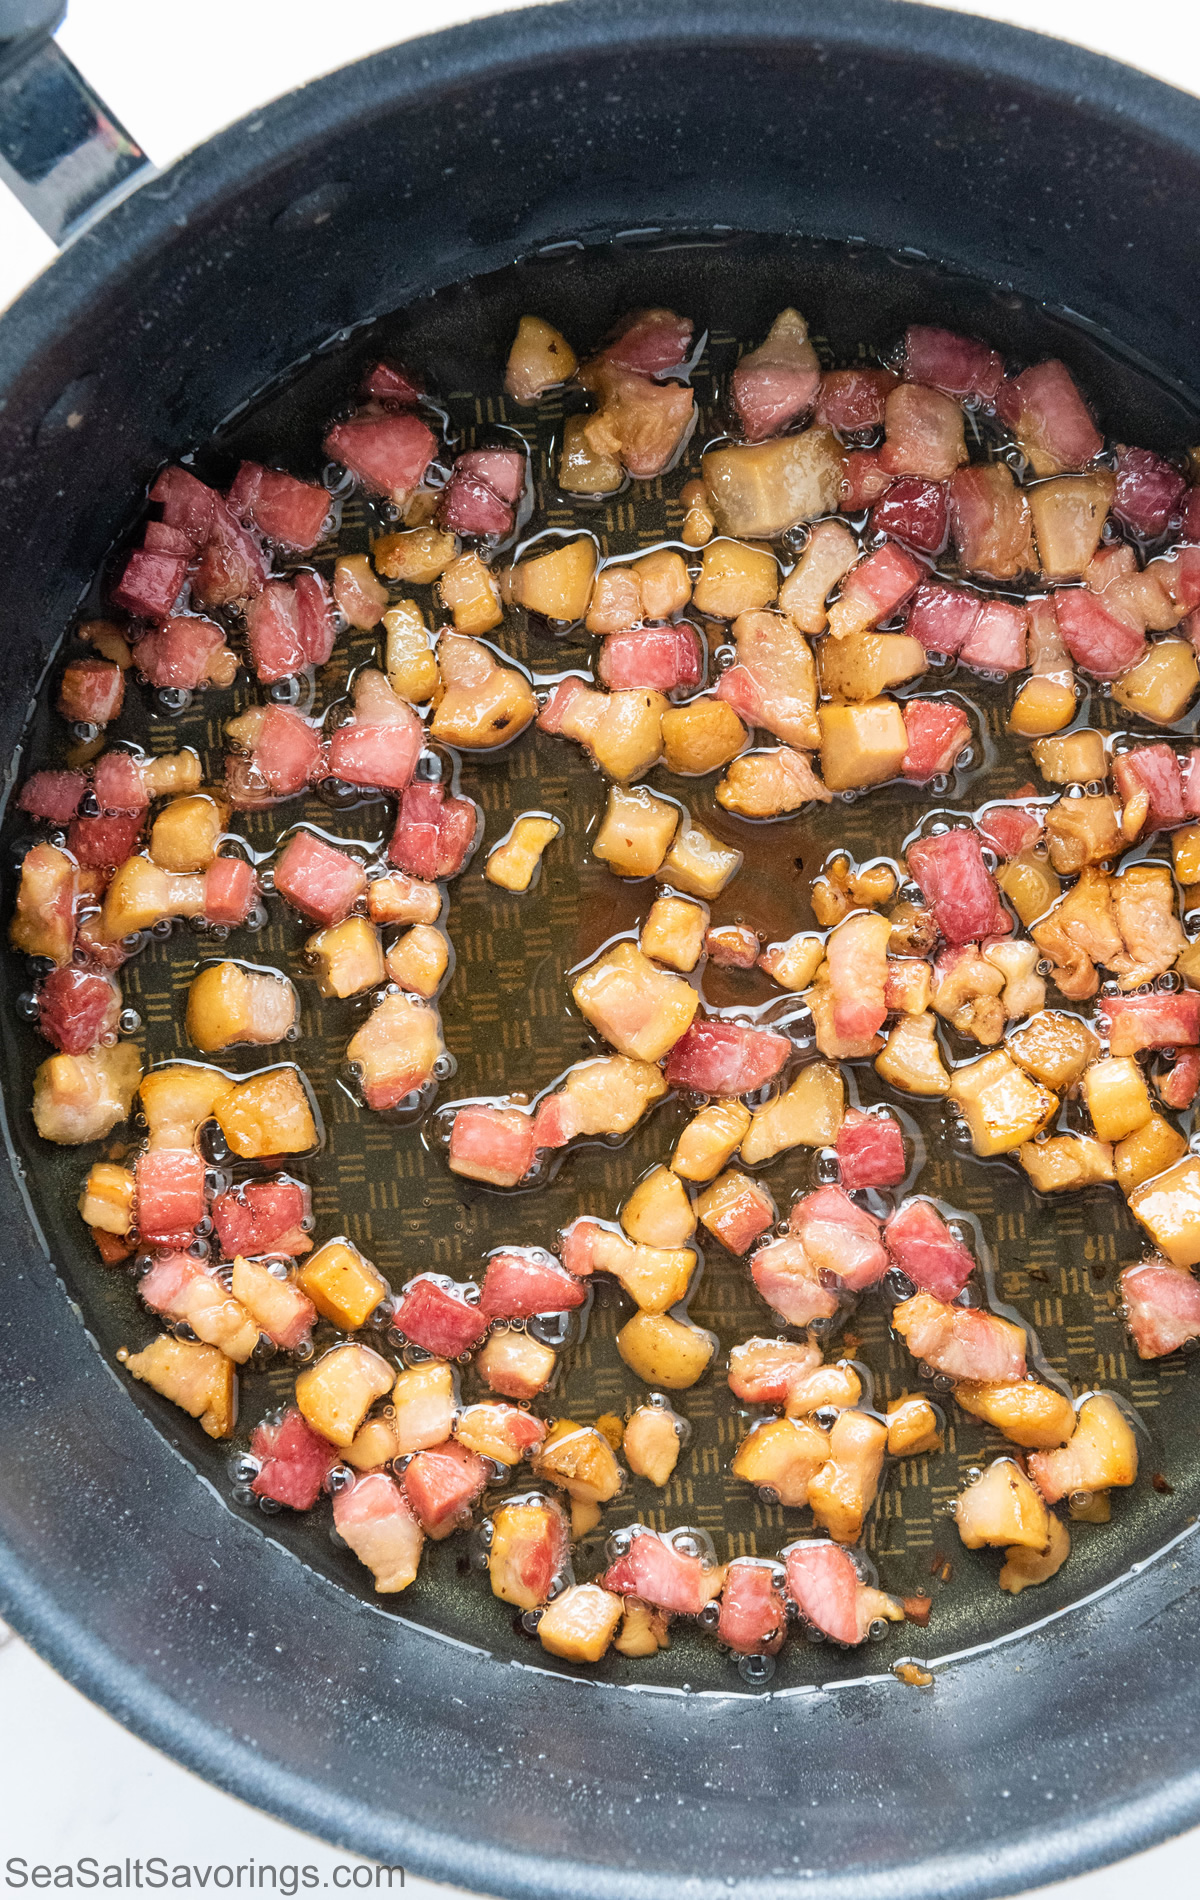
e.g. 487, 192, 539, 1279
0, 0, 152, 245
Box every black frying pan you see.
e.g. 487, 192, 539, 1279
4, 4, 1200, 1897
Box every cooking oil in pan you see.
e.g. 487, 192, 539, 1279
3, 234, 1198, 1694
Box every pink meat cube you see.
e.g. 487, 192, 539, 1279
1113, 448, 1186, 540
1181, 488, 1200, 543
132, 615, 227, 690
1099, 991, 1200, 1056
437, 448, 526, 538
958, 599, 1027, 673
906, 827, 1010, 945
1053, 588, 1146, 680
273, 830, 366, 926
393, 1276, 488, 1359
295, 570, 335, 668
67, 813, 143, 867
602, 1527, 714, 1615
604, 308, 693, 374
536, 676, 588, 735
388, 781, 478, 878
664, 1020, 791, 1095
447, 1104, 537, 1188
135, 1148, 207, 1247
1160, 1049, 1200, 1111
815, 368, 898, 431
900, 700, 971, 781
870, 477, 948, 554
702, 1177, 775, 1256
251, 1409, 337, 1510
334, 1473, 426, 1584
18, 769, 86, 824
841, 449, 893, 510
204, 855, 257, 927
150, 467, 221, 549
789, 1185, 888, 1292
251, 705, 322, 798
904, 580, 980, 655
402, 1438, 489, 1539
212, 1178, 312, 1259
94, 751, 147, 813
1113, 745, 1187, 833
110, 545, 188, 619
597, 624, 703, 692
246, 580, 306, 683
1121, 1262, 1200, 1360
1170, 545, 1200, 613
996, 360, 1102, 471
323, 409, 437, 504
326, 706, 424, 795
785, 1542, 867, 1646
227, 462, 331, 551
904, 325, 1004, 404
361, 361, 423, 405
37, 966, 119, 1054
977, 803, 1042, 860
836, 1108, 906, 1191
884, 1198, 975, 1301
478, 1248, 586, 1320
58, 660, 125, 728
880, 384, 965, 482
717, 1559, 787, 1656
733, 342, 820, 443
836, 541, 925, 627
188, 502, 267, 612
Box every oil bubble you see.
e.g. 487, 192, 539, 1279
738, 1653, 776, 1684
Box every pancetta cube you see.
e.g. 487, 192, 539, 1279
836, 1108, 906, 1191
448, 1104, 537, 1187
135, 1147, 207, 1249
326, 669, 424, 793
884, 1198, 975, 1300
663, 1019, 790, 1095
717, 1559, 787, 1655
393, 1275, 488, 1358
58, 659, 125, 728
388, 780, 479, 879
906, 827, 1010, 945
438, 448, 526, 538
602, 1526, 721, 1615
250, 1408, 337, 1509
404, 1438, 489, 1539
335, 1473, 426, 1593
324, 407, 437, 504
36, 966, 120, 1054
273, 831, 367, 926
478, 1248, 585, 1320
227, 462, 331, 551
901, 699, 971, 781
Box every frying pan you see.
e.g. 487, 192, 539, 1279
3, 2, 1200, 1896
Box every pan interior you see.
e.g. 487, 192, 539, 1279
5, 233, 1199, 1696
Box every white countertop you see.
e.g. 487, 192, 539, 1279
2, 3, 1199, 1895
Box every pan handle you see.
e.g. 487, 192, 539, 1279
0, 0, 152, 245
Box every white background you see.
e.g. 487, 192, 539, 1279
2, 3, 1199, 1896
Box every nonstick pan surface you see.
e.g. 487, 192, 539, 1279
3, 5, 1200, 1897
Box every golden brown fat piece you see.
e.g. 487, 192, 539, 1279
953, 1380, 1076, 1449
1030, 867, 1134, 1000
701, 427, 844, 539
